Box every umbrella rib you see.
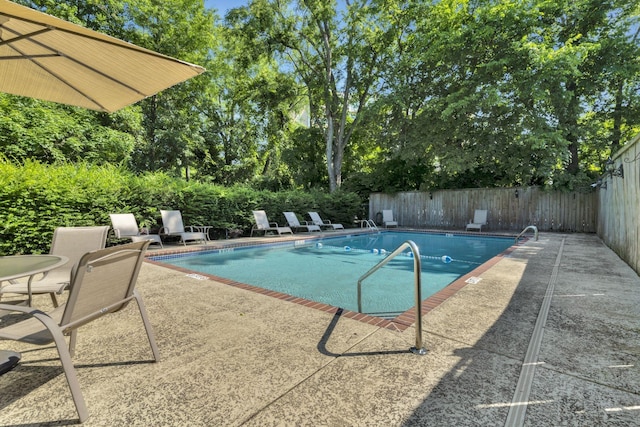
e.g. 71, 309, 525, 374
0, 24, 109, 110
0, 26, 50, 46
0, 10, 202, 67
0, 23, 151, 112
0, 53, 57, 59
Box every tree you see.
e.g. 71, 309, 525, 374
9, 0, 214, 177
7, 0, 640, 192
124, 0, 215, 179
0, 94, 141, 165
369, 0, 640, 190
375, 0, 549, 188
2, 0, 144, 166
582, 2, 640, 157
236, 0, 405, 192
517, 0, 640, 184
195, 6, 301, 187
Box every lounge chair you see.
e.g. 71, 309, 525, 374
110, 213, 163, 248
0, 240, 159, 423
466, 209, 488, 231
283, 212, 321, 233
382, 210, 398, 228
308, 211, 344, 230
251, 210, 293, 236
0, 226, 110, 307
159, 210, 207, 245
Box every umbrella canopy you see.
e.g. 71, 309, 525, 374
0, 0, 205, 113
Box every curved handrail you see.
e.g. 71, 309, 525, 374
364, 219, 378, 230
515, 225, 539, 243
357, 240, 426, 355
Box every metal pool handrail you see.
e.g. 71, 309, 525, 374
515, 225, 539, 243
357, 240, 427, 355
364, 219, 378, 230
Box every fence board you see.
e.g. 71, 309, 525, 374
369, 186, 598, 233
369, 134, 639, 274
598, 135, 640, 274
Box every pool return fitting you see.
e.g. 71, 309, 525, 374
357, 240, 427, 355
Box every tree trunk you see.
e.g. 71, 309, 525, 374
326, 113, 337, 192
564, 80, 580, 174
147, 94, 158, 170
610, 80, 624, 155
567, 137, 579, 174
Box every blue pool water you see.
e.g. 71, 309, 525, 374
153, 232, 513, 317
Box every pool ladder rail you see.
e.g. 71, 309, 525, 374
357, 240, 427, 355
361, 219, 378, 230
515, 225, 539, 243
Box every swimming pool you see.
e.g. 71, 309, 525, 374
152, 231, 514, 318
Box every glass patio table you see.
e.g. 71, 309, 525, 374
0, 254, 68, 375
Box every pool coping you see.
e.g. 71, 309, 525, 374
145, 228, 524, 332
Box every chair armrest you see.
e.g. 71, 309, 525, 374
0, 303, 44, 316
269, 222, 279, 227
159, 226, 170, 234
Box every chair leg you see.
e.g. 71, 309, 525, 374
56, 334, 88, 422
31, 312, 88, 422
49, 292, 59, 308
68, 329, 78, 358
132, 290, 160, 362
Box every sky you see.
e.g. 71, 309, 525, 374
204, 0, 248, 14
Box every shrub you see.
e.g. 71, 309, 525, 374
0, 160, 363, 254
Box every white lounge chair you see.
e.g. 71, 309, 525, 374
160, 210, 207, 245
308, 211, 344, 230
110, 213, 163, 248
0, 226, 110, 307
251, 210, 293, 236
466, 209, 488, 231
382, 210, 398, 228
283, 212, 321, 233
0, 240, 159, 423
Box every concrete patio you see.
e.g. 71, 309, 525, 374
0, 232, 638, 426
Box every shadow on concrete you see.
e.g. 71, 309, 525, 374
318, 308, 411, 357
399, 235, 640, 426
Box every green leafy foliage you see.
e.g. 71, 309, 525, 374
0, 94, 140, 165
0, 160, 362, 255
5, 0, 640, 195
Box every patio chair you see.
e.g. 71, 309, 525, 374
0, 226, 110, 307
308, 211, 344, 230
382, 210, 398, 228
251, 210, 293, 237
466, 209, 488, 231
110, 213, 163, 248
0, 240, 159, 423
159, 210, 208, 245
283, 212, 321, 233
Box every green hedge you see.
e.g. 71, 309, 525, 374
0, 159, 364, 255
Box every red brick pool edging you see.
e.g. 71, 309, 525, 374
144, 231, 525, 332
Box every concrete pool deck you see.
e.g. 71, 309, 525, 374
0, 231, 638, 426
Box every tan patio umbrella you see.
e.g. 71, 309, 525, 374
0, 0, 205, 113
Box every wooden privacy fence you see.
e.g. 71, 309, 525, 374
598, 136, 640, 274
369, 187, 598, 233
